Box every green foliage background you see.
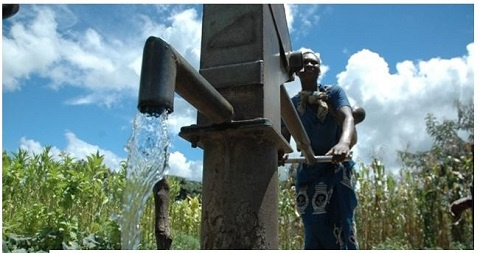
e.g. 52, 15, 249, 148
2, 100, 473, 250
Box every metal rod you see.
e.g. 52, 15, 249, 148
280, 84, 316, 165
284, 155, 352, 164
174, 46, 235, 124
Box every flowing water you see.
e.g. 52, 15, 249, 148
121, 110, 170, 249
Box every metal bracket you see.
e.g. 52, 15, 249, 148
179, 118, 293, 153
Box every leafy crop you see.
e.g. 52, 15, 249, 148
2, 100, 473, 250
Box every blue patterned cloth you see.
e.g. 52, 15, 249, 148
292, 85, 359, 249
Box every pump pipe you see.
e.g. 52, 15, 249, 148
280, 84, 316, 165
138, 36, 234, 124
284, 155, 352, 164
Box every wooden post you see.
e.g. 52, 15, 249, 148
153, 177, 172, 250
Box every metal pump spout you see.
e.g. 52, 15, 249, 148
138, 36, 234, 124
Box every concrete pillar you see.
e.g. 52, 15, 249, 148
179, 4, 294, 249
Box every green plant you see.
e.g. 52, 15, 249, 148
278, 164, 303, 249
2, 100, 473, 250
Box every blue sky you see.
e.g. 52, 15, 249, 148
2, 3, 475, 181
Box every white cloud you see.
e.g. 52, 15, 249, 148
19, 131, 123, 171
2, 6, 61, 91
65, 92, 121, 108
2, 5, 139, 104
337, 43, 474, 171
287, 5, 323, 38
283, 44, 473, 174
138, 7, 202, 69
166, 97, 197, 135
20, 137, 62, 158
6, 5, 206, 181
7, 4, 474, 180
284, 4, 295, 32
2, 5, 202, 107
167, 151, 203, 182
18, 132, 203, 181
64, 131, 124, 171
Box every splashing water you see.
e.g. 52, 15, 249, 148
121, 110, 170, 250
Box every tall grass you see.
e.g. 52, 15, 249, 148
354, 157, 473, 250
2, 147, 473, 250
278, 164, 304, 249
2, 149, 124, 250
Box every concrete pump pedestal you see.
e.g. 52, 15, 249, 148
179, 4, 295, 249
